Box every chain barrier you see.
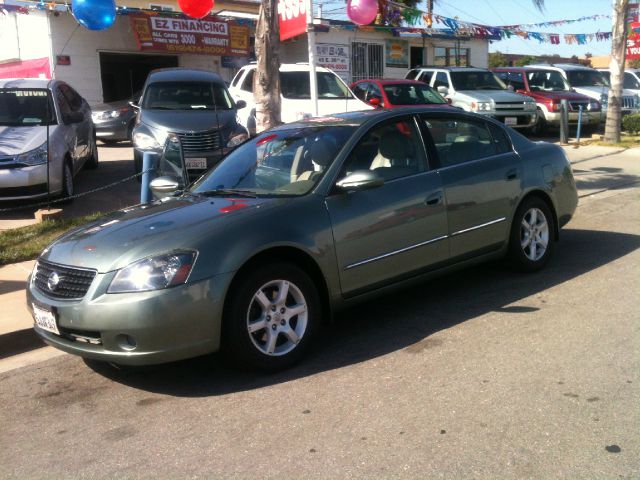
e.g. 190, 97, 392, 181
0, 168, 153, 214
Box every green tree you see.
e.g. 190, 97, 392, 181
515, 55, 537, 66
489, 51, 508, 68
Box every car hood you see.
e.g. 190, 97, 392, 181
457, 90, 532, 103
139, 109, 238, 133
40, 194, 282, 273
91, 99, 130, 113
0, 125, 52, 156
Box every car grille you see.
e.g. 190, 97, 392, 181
495, 101, 526, 111
569, 101, 589, 111
622, 96, 636, 110
34, 260, 97, 300
173, 130, 222, 153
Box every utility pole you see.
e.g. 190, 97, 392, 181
307, 0, 319, 117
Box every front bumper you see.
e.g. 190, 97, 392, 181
545, 111, 602, 126
95, 120, 130, 141
0, 164, 53, 201
27, 270, 234, 365
484, 113, 537, 129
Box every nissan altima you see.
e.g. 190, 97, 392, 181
28, 108, 578, 371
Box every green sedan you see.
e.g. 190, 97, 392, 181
28, 108, 578, 371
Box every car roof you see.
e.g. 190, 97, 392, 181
146, 68, 225, 84
0, 78, 61, 89
242, 63, 333, 73
357, 78, 433, 86
528, 63, 594, 71
414, 66, 488, 72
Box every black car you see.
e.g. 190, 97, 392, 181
131, 68, 247, 176
91, 91, 140, 145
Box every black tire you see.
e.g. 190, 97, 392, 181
507, 196, 555, 272
529, 108, 547, 137
85, 132, 99, 169
60, 160, 74, 204
100, 139, 119, 146
222, 262, 321, 371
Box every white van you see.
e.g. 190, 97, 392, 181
229, 63, 372, 135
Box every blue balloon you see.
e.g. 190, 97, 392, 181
72, 0, 116, 31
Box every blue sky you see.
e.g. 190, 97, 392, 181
321, 0, 614, 58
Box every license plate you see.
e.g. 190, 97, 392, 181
504, 117, 518, 126
186, 158, 207, 170
33, 304, 59, 335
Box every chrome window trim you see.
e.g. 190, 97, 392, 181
345, 235, 448, 270
451, 217, 506, 237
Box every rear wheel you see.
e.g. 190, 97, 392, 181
507, 196, 555, 272
85, 132, 99, 169
223, 263, 321, 371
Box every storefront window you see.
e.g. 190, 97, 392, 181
434, 47, 447, 66
434, 47, 470, 66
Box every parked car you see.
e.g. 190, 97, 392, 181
406, 66, 537, 129
229, 63, 372, 136
350, 78, 453, 109
29, 107, 578, 371
492, 67, 601, 135
91, 91, 140, 145
0, 78, 97, 201
131, 68, 248, 177
596, 68, 640, 96
528, 63, 640, 117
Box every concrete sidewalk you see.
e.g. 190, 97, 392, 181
0, 144, 638, 372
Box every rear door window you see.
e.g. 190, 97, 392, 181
433, 72, 449, 89
241, 69, 254, 92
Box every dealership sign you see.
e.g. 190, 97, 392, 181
628, 22, 640, 60
315, 44, 350, 82
279, 0, 307, 41
130, 14, 250, 56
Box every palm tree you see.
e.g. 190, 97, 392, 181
604, 0, 630, 143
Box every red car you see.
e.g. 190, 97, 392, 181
492, 67, 602, 135
350, 79, 454, 109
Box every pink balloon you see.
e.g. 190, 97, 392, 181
347, 0, 378, 26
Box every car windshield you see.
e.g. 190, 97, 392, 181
450, 71, 506, 90
599, 71, 640, 90
189, 125, 356, 197
527, 70, 571, 92
0, 89, 56, 126
382, 84, 447, 105
281, 72, 354, 99
566, 70, 609, 87
141, 81, 234, 110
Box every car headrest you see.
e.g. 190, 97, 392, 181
379, 131, 412, 159
307, 139, 335, 168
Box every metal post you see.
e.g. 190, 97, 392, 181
307, 0, 319, 117
559, 99, 569, 145
575, 105, 583, 146
140, 151, 157, 204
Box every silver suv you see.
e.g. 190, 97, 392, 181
406, 66, 537, 129
529, 63, 640, 117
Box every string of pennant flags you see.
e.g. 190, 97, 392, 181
0, 0, 615, 45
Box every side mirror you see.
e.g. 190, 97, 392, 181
129, 100, 140, 110
64, 111, 85, 124
336, 170, 384, 192
507, 84, 515, 92
437, 86, 449, 96
446, 97, 452, 105
150, 176, 181, 196
368, 97, 381, 107
235, 99, 247, 110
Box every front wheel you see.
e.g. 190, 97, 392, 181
507, 197, 555, 272
223, 263, 321, 371
60, 161, 74, 203
529, 108, 547, 137
85, 132, 99, 169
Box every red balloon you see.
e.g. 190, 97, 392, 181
178, 0, 214, 19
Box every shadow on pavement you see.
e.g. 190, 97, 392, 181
85, 228, 640, 397
0, 279, 26, 296
0, 329, 44, 359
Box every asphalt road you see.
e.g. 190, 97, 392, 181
0, 149, 638, 479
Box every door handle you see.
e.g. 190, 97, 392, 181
425, 191, 443, 206
506, 169, 518, 181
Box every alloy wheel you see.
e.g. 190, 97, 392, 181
246, 279, 308, 356
520, 207, 549, 261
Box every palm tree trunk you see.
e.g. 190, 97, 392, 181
604, 0, 630, 143
254, 0, 282, 133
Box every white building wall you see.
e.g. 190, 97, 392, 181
49, 13, 223, 105
0, 11, 50, 63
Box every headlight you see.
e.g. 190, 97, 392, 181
92, 109, 126, 121
108, 251, 197, 293
471, 101, 491, 112
16, 143, 48, 166
133, 131, 161, 150
226, 132, 249, 149
524, 101, 536, 111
